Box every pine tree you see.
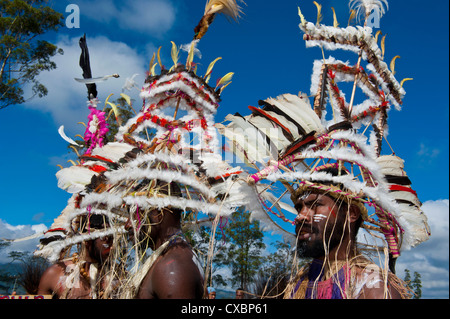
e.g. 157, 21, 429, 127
222, 208, 266, 291
404, 268, 423, 299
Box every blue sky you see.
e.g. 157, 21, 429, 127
0, 0, 448, 298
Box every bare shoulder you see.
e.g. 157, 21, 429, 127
151, 245, 204, 299
38, 262, 70, 294
353, 264, 404, 299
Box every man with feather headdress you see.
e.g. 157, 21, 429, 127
37, 214, 115, 299
285, 167, 409, 299
218, 0, 429, 299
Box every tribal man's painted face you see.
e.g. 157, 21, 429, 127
294, 192, 348, 259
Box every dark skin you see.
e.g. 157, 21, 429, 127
128, 208, 204, 299
37, 236, 113, 299
294, 192, 402, 299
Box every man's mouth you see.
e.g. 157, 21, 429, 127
298, 231, 312, 241
296, 224, 318, 241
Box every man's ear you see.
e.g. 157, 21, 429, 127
348, 204, 361, 223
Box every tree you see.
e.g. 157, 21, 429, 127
0, 240, 14, 293
222, 208, 266, 291
8, 250, 50, 294
187, 221, 229, 288
404, 268, 423, 299
0, 0, 64, 110
253, 240, 304, 298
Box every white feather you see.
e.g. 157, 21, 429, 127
91, 142, 135, 162
56, 166, 98, 193
58, 125, 80, 146
264, 93, 324, 135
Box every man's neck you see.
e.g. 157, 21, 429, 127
153, 226, 182, 250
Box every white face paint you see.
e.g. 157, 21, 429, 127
313, 214, 328, 223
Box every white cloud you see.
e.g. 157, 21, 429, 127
0, 220, 47, 263
77, 0, 176, 36
417, 142, 440, 159
23, 35, 147, 133
396, 199, 449, 298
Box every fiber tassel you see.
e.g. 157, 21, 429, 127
194, 0, 244, 40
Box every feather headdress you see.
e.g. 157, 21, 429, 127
219, 2, 429, 273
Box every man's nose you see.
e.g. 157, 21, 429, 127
295, 206, 314, 224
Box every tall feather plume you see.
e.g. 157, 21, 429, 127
194, 0, 244, 41
374, 30, 382, 43
186, 40, 197, 70
204, 57, 222, 84
105, 93, 122, 126
380, 34, 387, 59
148, 52, 156, 75
331, 7, 339, 28
298, 6, 307, 26
400, 78, 413, 87
313, 1, 323, 25
348, 9, 357, 26
347, 10, 356, 26
390, 55, 400, 75
170, 41, 180, 71
157, 46, 163, 71
216, 72, 234, 93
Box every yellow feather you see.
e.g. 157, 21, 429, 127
216, 72, 234, 88
186, 41, 195, 70
298, 6, 307, 26
381, 34, 387, 59
313, 1, 323, 25
170, 41, 180, 68
348, 9, 356, 26
67, 160, 77, 166
157, 46, 163, 70
390, 55, 400, 75
219, 81, 232, 93
400, 78, 413, 87
120, 93, 131, 106
75, 134, 84, 139
204, 57, 222, 83
56, 165, 64, 170
77, 122, 87, 128
332, 7, 339, 28
106, 102, 120, 117
69, 146, 81, 157
104, 93, 114, 108
150, 63, 158, 76
148, 53, 155, 74
374, 30, 382, 43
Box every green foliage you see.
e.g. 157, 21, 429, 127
0, 0, 64, 109
0, 240, 15, 293
187, 223, 229, 288
404, 268, 423, 299
222, 208, 266, 291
